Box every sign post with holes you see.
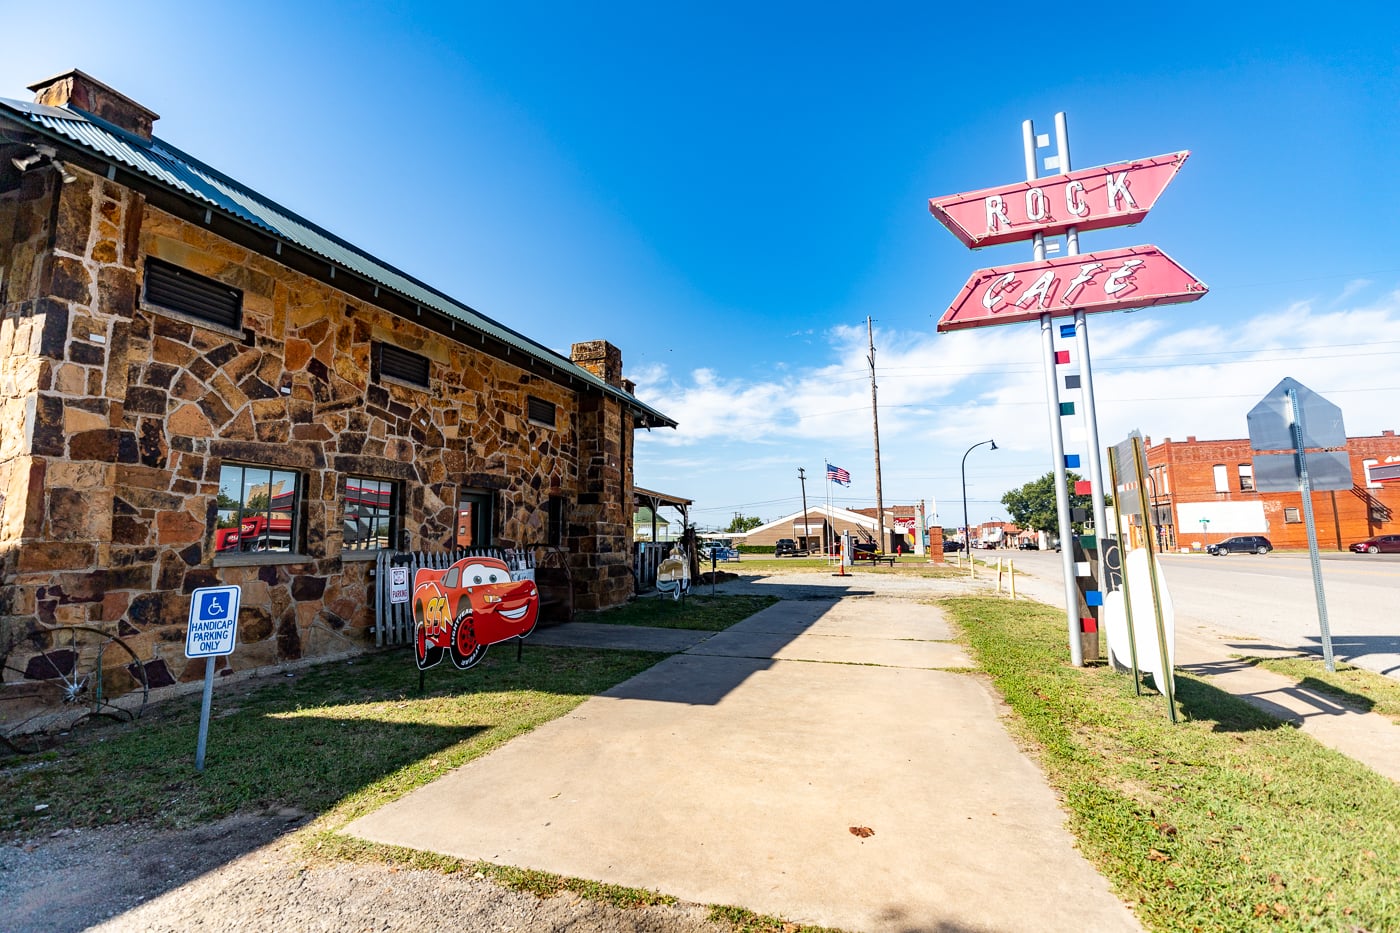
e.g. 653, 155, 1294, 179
185, 585, 241, 772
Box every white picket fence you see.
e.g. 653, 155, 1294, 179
373, 547, 535, 647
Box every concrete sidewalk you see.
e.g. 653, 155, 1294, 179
347, 594, 1141, 932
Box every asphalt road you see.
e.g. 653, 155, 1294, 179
997, 547, 1400, 679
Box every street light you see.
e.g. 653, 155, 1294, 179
961, 439, 998, 559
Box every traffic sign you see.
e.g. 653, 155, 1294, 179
929, 151, 1189, 249
1247, 377, 1347, 452
936, 244, 1207, 332
185, 585, 241, 658
389, 565, 410, 604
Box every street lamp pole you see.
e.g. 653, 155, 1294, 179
961, 440, 998, 559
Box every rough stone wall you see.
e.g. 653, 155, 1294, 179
0, 170, 64, 653
568, 341, 635, 610
2, 167, 635, 683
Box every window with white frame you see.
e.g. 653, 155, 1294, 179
1213, 464, 1229, 493
1284, 507, 1301, 523
1238, 464, 1254, 491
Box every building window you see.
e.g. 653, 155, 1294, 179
1363, 459, 1380, 489
1238, 464, 1254, 492
374, 342, 430, 388
343, 476, 399, 551
216, 464, 300, 553
547, 495, 566, 546
1284, 507, 1301, 523
455, 490, 494, 547
1212, 464, 1229, 493
144, 258, 243, 330
527, 395, 556, 428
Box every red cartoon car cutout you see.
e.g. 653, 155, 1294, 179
412, 555, 540, 670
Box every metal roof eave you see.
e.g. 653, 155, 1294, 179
0, 97, 676, 431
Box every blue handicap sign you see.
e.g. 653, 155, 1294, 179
198, 591, 229, 621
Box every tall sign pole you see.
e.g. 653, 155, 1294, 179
928, 116, 1207, 667
1023, 118, 1084, 666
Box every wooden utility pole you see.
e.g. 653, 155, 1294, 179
798, 467, 810, 553
867, 317, 886, 552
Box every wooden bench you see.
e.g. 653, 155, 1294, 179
854, 552, 897, 567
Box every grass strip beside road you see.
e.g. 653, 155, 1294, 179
578, 593, 778, 630
943, 595, 1400, 933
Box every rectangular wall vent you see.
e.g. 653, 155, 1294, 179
527, 395, 556, 427
375, 342, 430, 387
144, 258, 243, 329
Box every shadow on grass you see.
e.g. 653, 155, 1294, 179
1172, 669, 1380, 733
1, 644, 664, 932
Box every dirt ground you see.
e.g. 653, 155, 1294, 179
0, 810, 733, 933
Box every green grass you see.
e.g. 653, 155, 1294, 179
942, 595, 1400, 933
1242, 655, 1400, 723
0, 645, 662, 839
578, 593, 778, 631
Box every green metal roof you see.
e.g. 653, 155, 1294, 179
0, 95, 675, 429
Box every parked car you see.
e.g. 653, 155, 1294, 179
774, 538, 798, 557
942, 539, 962, 552
1350, 534, 1400, 554
1207, 535, 1273, 556
1019, 539, 1039, 550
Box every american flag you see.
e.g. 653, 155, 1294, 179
826, 463, 851, 486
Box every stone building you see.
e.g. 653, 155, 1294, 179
0, 70, 674, 689
1142, 432, 1400, 551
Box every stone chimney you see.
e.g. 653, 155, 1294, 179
570, 340, 624, 388
29, 69, 158, 140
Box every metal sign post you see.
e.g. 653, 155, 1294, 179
1247, 377, 1350, 671
185, 585, 242, 772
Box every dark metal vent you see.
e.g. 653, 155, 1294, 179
375, 342, 430, 387
527, 395, 556, 427
143, 258, 242, 329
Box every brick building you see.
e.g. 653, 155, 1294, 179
0, 70, 673, 690
1142, 432, 1400, 551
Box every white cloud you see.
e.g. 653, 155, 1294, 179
634, 292, 1400, 528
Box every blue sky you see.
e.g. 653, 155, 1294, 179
5, 2, 1399, 531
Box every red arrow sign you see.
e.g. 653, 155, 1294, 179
937, 245, 1207, 333
929, 151, 1189, 249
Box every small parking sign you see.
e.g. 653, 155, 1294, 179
185, 585, 241, 658
390, 566, 410, 604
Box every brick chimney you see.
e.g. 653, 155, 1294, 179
570, 340, 624, 388
29, 69, 158, 140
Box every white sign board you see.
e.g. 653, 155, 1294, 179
185, 585, 241, 658
389, 566, 410, 604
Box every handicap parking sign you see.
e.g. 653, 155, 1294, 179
185, 585, 242, 658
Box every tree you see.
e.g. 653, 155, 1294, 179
1001, 472, 1091, 534
725, 514, 763, 533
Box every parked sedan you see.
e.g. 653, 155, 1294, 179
1350, 534, 1400, 554
1207, 535, 1273, 555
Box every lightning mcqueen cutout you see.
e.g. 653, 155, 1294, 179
413, 555, 540, 670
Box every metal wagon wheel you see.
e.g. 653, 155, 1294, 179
0, 625, 150, 754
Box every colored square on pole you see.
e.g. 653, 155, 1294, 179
1081, 616, 1098, 634
1074, 480, 1092, 495
1074, 561, 1091, 577
1064, 374, 1081, 389
1071, 507, 1088, 522
1079, 533, 1096, 550
1086, 590, 1104, 607
1054, 350, 1070, 364
1064, 454, 1081, 468
1060, 323, 1076, 338
1059, 402, 1075, 416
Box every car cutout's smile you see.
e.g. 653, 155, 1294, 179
498, 604, 530, 620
